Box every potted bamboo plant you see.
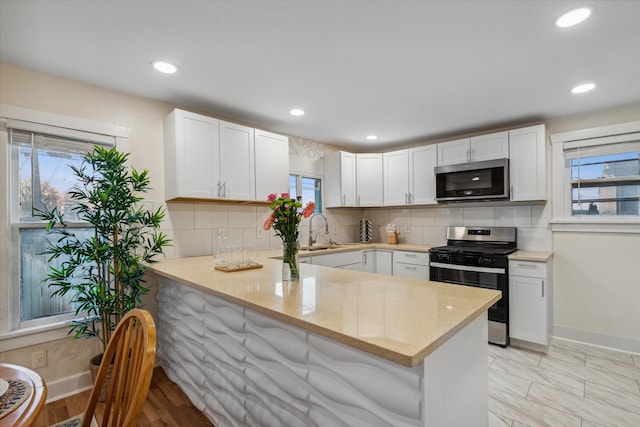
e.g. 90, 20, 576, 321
38, 146, 170, 373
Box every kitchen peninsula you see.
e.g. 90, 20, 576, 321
150, 254, 501, 427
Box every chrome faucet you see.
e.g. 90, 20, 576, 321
308, 213, 329, 247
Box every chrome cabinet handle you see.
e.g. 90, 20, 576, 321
221, 181, 226, 198
542, 279, 545, 298
510, 185, 514, 200
404, 266, 418, 271
357, 195, 360, 206
217, 181, 221, 197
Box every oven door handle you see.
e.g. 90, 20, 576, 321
430, 262, 505, 275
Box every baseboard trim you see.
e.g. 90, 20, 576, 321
44, 361, 164, 403
45, 371, 93, 403
553, 324, 640, 355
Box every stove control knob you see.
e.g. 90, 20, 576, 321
439, 254, 451, 262
479, 257, 494, 266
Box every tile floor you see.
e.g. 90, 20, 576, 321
488, 339, 640, 427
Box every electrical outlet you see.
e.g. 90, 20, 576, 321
32, 349, 47, 368
404, 224, 411, 234
257, 227, 263, 239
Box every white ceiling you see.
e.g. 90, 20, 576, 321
1, 0, 639, 150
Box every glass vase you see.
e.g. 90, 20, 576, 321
282, 241, 300, 281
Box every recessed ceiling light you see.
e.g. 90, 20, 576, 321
289, 109, 305, 116
152, 61, 178, 74
365, 135, 378, 141
555, 7, 592, 28
571, 83, 596, 94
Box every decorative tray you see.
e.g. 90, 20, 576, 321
215, 263, 263, 272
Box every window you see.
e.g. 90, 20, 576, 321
9, 128, 112, 326
289, 174, 322, 212
550, 120, 640, 232
569, 145, 640, 216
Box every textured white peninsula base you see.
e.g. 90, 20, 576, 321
156, 277, 489, 427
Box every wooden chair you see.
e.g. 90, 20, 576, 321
51, 309, 156, 427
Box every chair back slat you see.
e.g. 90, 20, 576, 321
81, 309, 156, 427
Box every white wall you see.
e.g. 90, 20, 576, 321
546, 104, 640, 353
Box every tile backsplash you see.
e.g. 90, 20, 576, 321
155, 200, 551, 260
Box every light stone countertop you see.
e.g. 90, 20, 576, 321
150, 255, 500, 367
508, 250, 553, 262
297, 242, 434, 257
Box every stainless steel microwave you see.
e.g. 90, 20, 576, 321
435, 158, 509, 202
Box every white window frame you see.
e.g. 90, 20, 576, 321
550, 120, 640, 234
289, 173, 323, 213
0, 105, 129, 351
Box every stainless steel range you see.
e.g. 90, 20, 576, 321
429, 226, 517, 346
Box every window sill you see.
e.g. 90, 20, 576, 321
551, 218, 640, 234
0, 320, 73, 352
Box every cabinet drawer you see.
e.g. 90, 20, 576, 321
394, 251, 428, 265
393, 263, 429, 280
509, 260, 547, 278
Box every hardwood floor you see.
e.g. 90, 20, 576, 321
32, 367, 214, 427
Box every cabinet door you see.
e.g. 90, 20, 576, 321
509, 275, 548, 345
409, 145, 437, 205
509, 124, 546, 201
219, 121, 255, 201
375, 251, 393, 276
437, 138, 470, 166
255, 129, 289, 201
470, 131, 509, 162
383, 150, 409, 206
356, 153, 383, 206
341, 152, 357, 206
340, 262, 362, 271
324, 151, 356, 207
165, 109, 220, 200
362, 250, 376, 273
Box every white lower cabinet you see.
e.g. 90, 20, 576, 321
509, 259, 552, 346
362, 250, 393, 275
310, 251, 362, 270
393, 251, 429, 280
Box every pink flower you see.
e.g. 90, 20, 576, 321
275, 205, 280, 210
262, 213, 275, 230
280, 192, 290, 199
267, 193, 277, 202
302, 202, 315, 218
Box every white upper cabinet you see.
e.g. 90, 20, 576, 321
255, 129, 289, 201
509, 124, 546, 201
384, 146, 438, 206
325, 152, 383, 207
437, 138, 470, 166
383, 149, 409, 205
219, 121, 255, 201
325, 151, 356, 207
164, 109, 221, 200
469, 131, 509, 162
438, 132, 509, 166
164, 108, 288, 202
356, 153, 384, 206
409, 145, 438, 205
